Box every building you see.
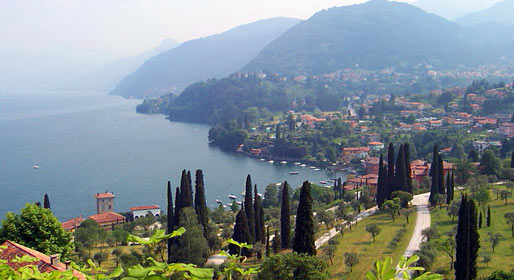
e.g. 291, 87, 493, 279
131, 205, 161, 220
342, 147, 370, 162
88, 212, 126, 231
364, 157, 380, 175
95, 192, 114, 214
499, 122, 514, 136
0, 240, 85, 279
428, 120, 442, 129
61, 216, 84, 232
367, 141, 384, 151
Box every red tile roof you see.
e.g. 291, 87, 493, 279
88, 212, 125, 224
95, 192, 114, 199
61, 216, 84, 231
0, 240, 85, 279
130, 205, 160, 211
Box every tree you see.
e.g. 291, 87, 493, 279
487, 205, 492, 227
482, 252, 492, 268
323, 245, 336, 265
500, 190, 510, 204
485, 270, 514, 280
254, 185, 265, 243
438, 151, 445, 195
394, 144, 408, 192
366, 255, 443, 280
391, 191, 413, 208
93, 252, 108, 266
429, 145, 440, 206
230, 200, 239, 212
504, 212, 514, 237
479, 212, 483, 228
383, 198, 401, 222
511, 153, 514, 168
402, 208, 415, 223
293, 181, 316, 255
344, 213, 356, 231
404, 143, 413, 194
366, 224, 381, 242
455, 195, 480, 280
265, 227, 270, 257
174, 187, 182, 226
422, 227, 439, 242
376, 154, 387, 208
344, 252, 359, 272
180, 170, 193, 208
0, 203, 73, 257
168, 207, 209, 265
446, 172, 453, 204
281, 181, 291, 249
43, 194, 51, 210
437, 237, 456, 270
447, 200, 460, 221
480, 150, 500, 176
194, 170, 209, 240
258, 252, 329, 280
167, 181, 174, 263
473, 188, 491, 213
263, 184, 278, 208
488, 232, 502, 252
318, 210, 335, 230
387, 143, 395, 197
230, 209, 252, 257
244, 175, 255, 243
272, 230, 281, 254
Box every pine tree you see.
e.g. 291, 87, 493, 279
194, 170, 209, 239
487, 205, 491, 227
455, 195, 480, 280
394, 144, 407, 192
167, 181, 174, 263
174, 187, 181, 227
376, 154, 387, 208
230, 210, 252, 257
479, 212, 483, 228
446, 172, 453, 204
43, 194, 51, 210
254, 185, 262, 243
280, 181, 291, 249
293, 181, 316, 255
387, 143, 395, 197
429, 145, 439, 206
438, 152, 445, 194
244, 175, 255, 243
404, 143, 413, 193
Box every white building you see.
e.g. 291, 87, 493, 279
130, 205, 161, 220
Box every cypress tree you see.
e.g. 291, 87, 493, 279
230, 210, 252, 256
272, 230, 280, 254
338, 178, 343, 199
180, 170, 193, 208
438, 153, 445, 194
265, 226, 270, 257
455, 195, 480, 280
259, 205, 265, 244
244, 175, 255, 243
511, 153, 514, 168
167, 181, 174, 263
376, 154, 387, 208
394, 144, 407, 192
293, 181, 316, 255
479, 212, 483, 228
174, 187, 181, 227
43, 194, 51, 209
280, 181, 291, 249
387, 143, 395, 197
487, 205, 491, 227
451, 171, 455, 201
404, 143, 413, 193
446, 172, 453, 204
186, 171, 194, 206
194, 170, 209, 239
429, 145, 439, 206
254, 185, 262, 243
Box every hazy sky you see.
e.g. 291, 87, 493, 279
0, 0, 498, 63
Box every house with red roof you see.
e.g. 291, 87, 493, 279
131, 205, 161, 220
61, 216, 84, 232
341, 147, 369, 162
0, 240, 85, 279
89, 212, 126, 231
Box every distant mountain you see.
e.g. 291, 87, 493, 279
69, 38, 180, 92
457, 0, 514, 26
242, 0, 514, 77
109, 17, 301, 99
413, 0, 501, 20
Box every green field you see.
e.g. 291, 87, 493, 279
429, 188, 514, 279
318, 209, 417, 279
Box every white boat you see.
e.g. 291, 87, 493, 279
309, 166, 316, 169
289, 171, 299, 175
280, 161, 287, 164
216, 199, 222, 203
228, 194, 237, 200
294, 162, 301, 165
236, 201, 243, 205
300, 164, 307, 167
319, 180, 327, 184
314, 168, 321, 171
259, 158, 265, 161
275, 183, 282, 186
257, 193, 263, 197
32, 165, 39, 169
268, 160, 274, 164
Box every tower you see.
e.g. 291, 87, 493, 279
95, 191, 114, 214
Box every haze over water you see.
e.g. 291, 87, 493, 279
0, 93, 346, 221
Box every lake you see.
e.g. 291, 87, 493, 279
0, 92, 347, 221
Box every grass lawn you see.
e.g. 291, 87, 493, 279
79, 244, 146, 272
318, 209, 417, 279
429, 188, 514, 279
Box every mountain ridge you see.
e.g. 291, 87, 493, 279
456, 0, 514, 26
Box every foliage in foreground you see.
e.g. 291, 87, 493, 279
366, 255, 443, 280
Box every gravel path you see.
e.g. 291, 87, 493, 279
403, 193, 431, 257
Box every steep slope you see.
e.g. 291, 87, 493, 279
110, 17, 300, 98
457, 0, 514, 26
242, 0, 502, 76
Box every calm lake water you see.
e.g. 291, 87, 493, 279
0, 92, 347, 221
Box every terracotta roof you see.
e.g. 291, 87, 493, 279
0, 240, 85, 279
61, 217, 84, 231
95, 192, 114, 199
365, 157, 380, 164
343, 147, 370, 152
130, 205, 160, 211
88, 212, 126, 224
368, 141, 384, 145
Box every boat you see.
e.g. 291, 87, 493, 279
268, 160, 274, 164
257, 193, 263, 198
32, 165, 39, 169
309, 166, 316, 169
314, 168, 321, 171
294, 162, 301, 165
319, 180, 327, 184
259, 158, 265, 161
236, 201, 243, 205
216, 199, 222, 203
289, 171, 299, 175
228, 194, 237, 200
280, 161, 287, 164
275, 183, 282, 186
300, 164, 307, 167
